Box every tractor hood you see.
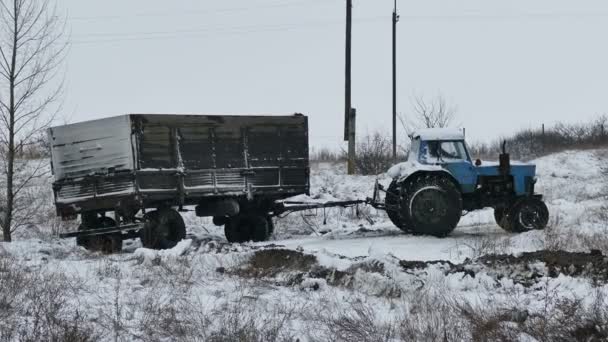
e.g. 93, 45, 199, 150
475, 161, 536, 178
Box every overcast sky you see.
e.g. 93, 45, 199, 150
61, 0, 608, 150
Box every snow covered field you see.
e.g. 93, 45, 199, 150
1, 149, 608, 341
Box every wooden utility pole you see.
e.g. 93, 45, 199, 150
348, 108, 356, 174
345, 0, 355, 174
392, 0, 399, 161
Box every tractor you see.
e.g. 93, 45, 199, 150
376, 128, 549, 237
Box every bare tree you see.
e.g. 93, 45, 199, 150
399, 94, 457, 136
0, 0, 66, 242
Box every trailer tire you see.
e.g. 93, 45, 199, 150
225, 214, 270, 243
400, 174, 462, 237
385, 180, 410, 232
502, 197, 549, 233
77, 215, 122, 254
140, 209, 186, 249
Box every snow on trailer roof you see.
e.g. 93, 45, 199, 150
412, 128, 465, 140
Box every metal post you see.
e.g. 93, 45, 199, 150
542, 123, 545, 153
392, 0, 399, 160
344, 0, 352, 141
348, 108, 356, 174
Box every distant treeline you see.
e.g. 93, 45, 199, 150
469, 116, 608, 160
311, 116, 608, 174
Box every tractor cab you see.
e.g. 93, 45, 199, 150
412, 128, 478, 193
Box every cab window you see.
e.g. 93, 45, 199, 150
421, 141, 469, 163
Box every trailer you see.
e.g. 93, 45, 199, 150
49, 113, 313, 252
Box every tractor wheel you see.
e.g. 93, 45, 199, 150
400, 174, 462, 237
77, 214, 122, 254
140, 209, 186, 249
502, 197, 549, 233
224, 214, 270, 243
494, 207, 509, 229
385, 181, 410, 232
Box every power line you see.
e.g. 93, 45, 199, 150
68, 17, 386, 45
67, 0, 339, 22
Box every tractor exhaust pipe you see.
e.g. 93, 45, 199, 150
499, 140, 511, 176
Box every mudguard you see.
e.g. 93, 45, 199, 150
387, 161, 458, 188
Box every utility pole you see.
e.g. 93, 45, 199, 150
345, 0, 355, 174
392, 0, 399, 161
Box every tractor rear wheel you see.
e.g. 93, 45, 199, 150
77, 214, 122, 254
140, 209, 186, 249
385, 181, 410, 232
494, 207, 508, 229
400, 174, 462, 237
224, 214, 270, 243
502, 197, 549, 233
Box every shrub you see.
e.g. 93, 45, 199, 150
355, 132, 394, 175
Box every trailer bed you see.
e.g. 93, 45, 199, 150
48, 114, 309, 218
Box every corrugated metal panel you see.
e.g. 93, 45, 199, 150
48, 115, 134, 180
248, 126, 280, 167
139, 124, 174, 169
179, 126, 214, 169
57, 182, 95, 200
184, 172, 214, 188
250, 169, 279, 186
282, 168, 307, 186
215, 126, 245, 169
96, 177, 134, 195
215, 170, 245, 188
138, 174, 177, 190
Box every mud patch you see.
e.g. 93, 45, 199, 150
473, 250, 608, 285
236, 249, 317, 278
399, 250, 608, 287
232, 248, 608, 295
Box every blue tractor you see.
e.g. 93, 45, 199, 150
375, 128, 549, 237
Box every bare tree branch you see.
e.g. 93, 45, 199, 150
399, 94, 458, 136
0, 0, 67, 241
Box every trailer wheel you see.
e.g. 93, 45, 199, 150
224, 214, 269, 243
76, 215, 122, 254
401, 174, 462, 237
385, 180, 410, 232
140, 209, 186, 249
502, 198, 549, 233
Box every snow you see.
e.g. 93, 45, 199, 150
413, 127, 465, 140
2, 148, 608, 340
386, 160, 444, 180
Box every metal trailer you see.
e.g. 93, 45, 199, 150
48, 113, 315, 252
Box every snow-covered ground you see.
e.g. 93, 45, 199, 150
1, 149, 608, 341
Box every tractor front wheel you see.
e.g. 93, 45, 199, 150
401, 174, 462, 237
501, 198, 549, 233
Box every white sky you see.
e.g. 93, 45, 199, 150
61, 0, 608, 150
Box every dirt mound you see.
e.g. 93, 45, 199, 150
474, 250, 608, 285
232, 248, 608, 294
236, 249, 317, 278
396, 250, 608, 287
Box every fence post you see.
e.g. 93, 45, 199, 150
541, 123, 545, 154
